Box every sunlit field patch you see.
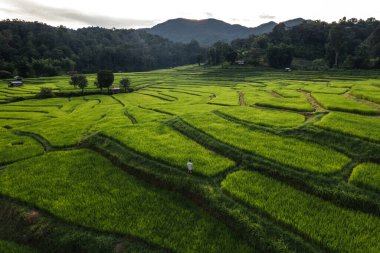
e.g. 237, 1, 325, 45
349, 163, 380, 192
222, 170, 380, 253
0, 150, 251, 253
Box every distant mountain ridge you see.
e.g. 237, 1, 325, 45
145, 18, 305, 46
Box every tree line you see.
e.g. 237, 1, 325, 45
0, 20, 205, 77
207, 17, 380, 69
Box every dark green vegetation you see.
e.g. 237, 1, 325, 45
0, 240, 39, 253
0, 20, 204, 76
0, 65, 379, 253
1, 17, 380, 79
0, 150, 251, 253
222, 170, 380, 253
349, 163, 380, 192
209, 17, 380, 69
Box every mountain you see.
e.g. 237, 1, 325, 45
145, 18, 305, 46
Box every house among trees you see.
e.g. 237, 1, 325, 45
8, 81, 23, 87
9, 76, 24, 87
111, 86, 121, 94
235, 60, 245, 65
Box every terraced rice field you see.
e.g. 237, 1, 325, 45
0, 65, 379, 253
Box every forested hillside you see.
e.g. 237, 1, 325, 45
208, 17, 380, 69
0, 20, 204, 77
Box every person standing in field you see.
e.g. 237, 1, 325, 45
187, 160, 193, 174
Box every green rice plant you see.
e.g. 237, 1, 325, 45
114, 92, 169, 106
181, 112, 350, 173
208, 88, 239, 106
102, 122, 235, 176
0, 150, 252, 253
222, 170, 380, 253
328, 80, 354, 88
245, 90, 314, 111
137, 90, 176, 101
0, 111, 51, 121
218, 106, 305, 127
349, 163, 380, 192
0, 119, 28, 128
351, 84, 380, 103
16, 99, 104, 147
0, 128, 44, 164
255, 97, 314, 112
301, 84, 348, 94
0, 240, 39, 253
311, 93, 379, 115
272, 89, 302, 98
315, 112, 380, 142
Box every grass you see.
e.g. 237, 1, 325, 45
102, 121, 235, 176
208, 88, 239, 106
256, 98, 314, 112
1, 66, 380, 252
349, 163, 380, 192
181, 112, 350, 173
0, 128, 44, 164
0, 240, 39, 253
222, 170, 380, 253
272, 89, 302, 98
301, 84, 348, 94
16, 97, 121, 147
0, 150, 252, 253
312, 93, 379, 115
218, 106, 305, 128
351, 83, 380, 103
315, 111, 380, 142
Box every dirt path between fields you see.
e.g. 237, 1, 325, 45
302, 92, 326, 112
345, 93, 380, 110
239, 91, 245, 106
267, 90, 284, 98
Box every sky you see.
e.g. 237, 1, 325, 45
0, 0, 379, 29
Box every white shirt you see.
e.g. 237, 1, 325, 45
187, 162, 193, 170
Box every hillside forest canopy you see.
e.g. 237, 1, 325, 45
0, 17, 379, 78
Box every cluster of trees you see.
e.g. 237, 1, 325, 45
69, 71, 131, 94
207, 17, 380, 69
0, 20, 205, 77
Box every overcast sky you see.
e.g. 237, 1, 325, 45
0, 0, 379, 29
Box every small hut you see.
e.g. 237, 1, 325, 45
111, 86, 121, 94
8, 81, 23, 87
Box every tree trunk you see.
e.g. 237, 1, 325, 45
334, 51, 339, 68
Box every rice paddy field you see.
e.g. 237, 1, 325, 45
0, 65, 380, 253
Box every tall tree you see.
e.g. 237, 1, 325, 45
327, 23, 346, 67
120, 78, 131, 92
97, 70, 114, 93
266, 44, 294, 68
69, 74, 88, 94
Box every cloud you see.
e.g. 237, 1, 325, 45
259, 14, 276, 19
205, 12, 214, 18
0, 0, 155, 28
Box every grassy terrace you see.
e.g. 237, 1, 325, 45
0, 128, 44, 165
349, 163, 380, 192
0, 150, 252, 253
0, 240, 39, 253
181, 112, 350, 173
218, 106, 306, 128
0, 66, 380, 252
312, 93, 379, 115
316, 111, 380, 142
222, 170, 380, 253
